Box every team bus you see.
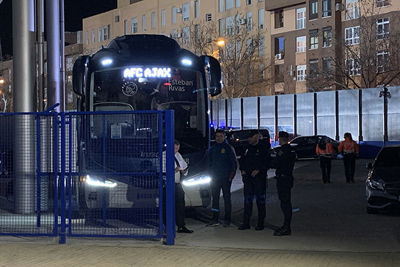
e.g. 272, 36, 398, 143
72, 34, 222, 212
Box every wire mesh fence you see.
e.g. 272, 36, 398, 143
0, 110, 175, 243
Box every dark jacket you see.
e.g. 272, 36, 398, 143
208, 141, 237, 180
239, 141, 270, 175
271, 144, 296, 187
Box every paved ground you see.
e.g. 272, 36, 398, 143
1, 158, 400, 266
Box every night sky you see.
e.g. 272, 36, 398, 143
0, 0, 116, 57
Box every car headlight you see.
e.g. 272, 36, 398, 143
85, 175, 117, 188
182, 175, 211, 187
366, 179, 385, 191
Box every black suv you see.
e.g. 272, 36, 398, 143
366, 145, 400, 214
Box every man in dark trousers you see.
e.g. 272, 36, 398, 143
238, 131, 271, 231
207, 129, 237, 227
271, 131, 296, 236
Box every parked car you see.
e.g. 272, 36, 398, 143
226, 129, 271, 158
366, 145, 400, 214
286, 135, 339, 159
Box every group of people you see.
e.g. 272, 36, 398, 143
173, 130, 360, 236
316, 132, 359, 184
205, 129, 296, 236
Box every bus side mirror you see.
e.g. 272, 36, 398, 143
201, 56, 222, 97
72, 56, 90, 96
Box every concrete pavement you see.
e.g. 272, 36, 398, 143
1, 158, 400, 266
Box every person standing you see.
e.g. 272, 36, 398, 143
173, 140, 193, 233
338, 132, 359, 183
207, 129, 237, 227
238, 131, 270, 231
271, 131, 296, 236
315, 138, 333, 184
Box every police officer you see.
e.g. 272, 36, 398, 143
238, 131, 270, 231
271, 131, 296, 236
207, 129, 237, 227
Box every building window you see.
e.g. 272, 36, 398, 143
297, 65, 306, 81
91, 31, 95, 43
296, 8, 306, 29
124, 20, 129, 34
172, 7, 177, 24
274, 37, 285, 59
309, 0, 318, 20
309, 59, 319, 77
142, 15, 146, 31
86, 31, 89, 45
345, 26, 360, 45
226, 0, 234, 10
102, 25, 110, 40
322, 57, 332, 73
131, 18, 138, 33
236, 0, 241, 8
226, 16, 234, 35
275, 65, 284, 83
98, 28, 102, 42
258, 9, 264, 29
274, 9, 284, 28
296, 36, 306, 53
346, 0, 360, 20
309, 29, 319, 50
376, 0, 390, 7
346, 58, 361, 75
377, 51, 389, 72
376, 18, 390, 39
219, 19, 225, 36
206, 13, 212, 21
182, 3, 190, 21
115, 15, 120, 23
182, 26, 190, 44
247, 12, 253, 31
323, 27, 332, 47
151, 12, 156, 29
161, 10, 166, 27
322, 0, 332, 17
259, 36, 265, 57
246, 0, 252, 5
219, 0, 224, 12
194, 0, 200, 18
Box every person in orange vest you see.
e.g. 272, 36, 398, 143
338, 132, 359, 183
315, 138, 333, 183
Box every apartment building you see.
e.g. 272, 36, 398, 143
267, 0, 400, 94
82, 0, 272, 96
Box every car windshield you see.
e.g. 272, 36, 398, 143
375, 147, 400, 167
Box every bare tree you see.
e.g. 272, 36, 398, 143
308, 0, 400, 90
174, 16, 271, 98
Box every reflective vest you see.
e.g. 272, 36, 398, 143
316, 143, 333, 157
338, 140, 359, 154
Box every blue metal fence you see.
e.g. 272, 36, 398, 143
0, 110, 175, 245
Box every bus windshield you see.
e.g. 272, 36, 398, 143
89, 67, 208, 153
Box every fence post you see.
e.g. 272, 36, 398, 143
165, 110, 175, 245
358, 89, 363, 141
274, 95, 278, 141
335, 90, 339, 141
293, 94, 297, 137
240, 98, 244, 130
314, 93, 317, 136
59, 112, 66, 244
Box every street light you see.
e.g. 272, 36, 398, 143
216, 39, 225, 47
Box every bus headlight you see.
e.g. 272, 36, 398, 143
85, 175, 117, 188
182, 175, 211, 187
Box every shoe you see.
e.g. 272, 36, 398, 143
206, 220, 220, 227
273, 227, 291, 236
177, 226, 193, 233
238, 224, 250, 230
223, 221, 231, 227
255, 225, 264, 231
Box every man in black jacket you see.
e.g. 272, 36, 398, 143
238, 131, 271, 231
271, 131, 296, 236
207, 129, 237, 227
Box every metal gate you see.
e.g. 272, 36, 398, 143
0, 110, 175, 244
